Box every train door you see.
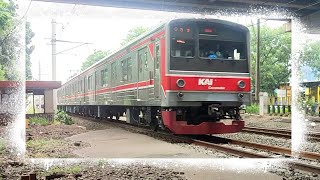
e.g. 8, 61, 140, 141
154, 41, 160, 99
111, 62, 117, 102
83, 76, 87, 103
94, 71, 98, 102
88, 75, 92, 104
138, 47, 148, 101
80, 79, 83, 105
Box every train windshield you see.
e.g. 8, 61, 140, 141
199, 39, 246, 60
198, 24, 247, 60
169, 21, 249, 73
171, 38, 194, 57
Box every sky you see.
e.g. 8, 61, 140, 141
17, 0, 293, 83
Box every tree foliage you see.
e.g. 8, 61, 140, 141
81, 50, 111, 71
302, 41, 320, 79
120, 26, 149, 46
26, 21, 35, 80
250, 25, 291, 95
0, 0, 18, 80
0, 0, 15, 34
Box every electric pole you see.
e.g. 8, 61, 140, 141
52, 19, 57, 81
49, 19, 92, 82
38, 60, 41, 80
255, 18, 261, 102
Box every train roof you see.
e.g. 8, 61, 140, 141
64, 21, 167, 85
62, 18, 249, 86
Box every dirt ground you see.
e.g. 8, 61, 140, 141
0, 120, 190, 179
25, 124, 88, 158
0, 113, 317, 179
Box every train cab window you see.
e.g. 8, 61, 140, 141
199, 39, 246, 60
171, 38, 194, 57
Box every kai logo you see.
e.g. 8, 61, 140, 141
198, 78, 213, 86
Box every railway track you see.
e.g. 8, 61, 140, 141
70, 114, 320, 174
190, 138, 320, 174
242, 126, 320, 141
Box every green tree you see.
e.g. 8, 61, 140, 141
120, 26, 149, 46
26, 21, 35, 80
81, 50, 110, 71
0, 64, 5, 80
0, 0, 15, 34
0, 0, 18, 80
302, 41, 320, 79
250, 25, 291, 95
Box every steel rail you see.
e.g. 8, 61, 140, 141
242, 127, 320, 141
229, 138, 320, 161
190, 138, 320, 174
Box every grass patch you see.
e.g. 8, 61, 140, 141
245, 104, 259, 114
28, 117, 50, 126
26, 139, 68, 158
43, 165, 82, 176
27, 139, 63, 150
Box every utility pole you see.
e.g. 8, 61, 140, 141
49, 19, 91, 81
52, 19, 57, 81
38, 60, 41, 80
255, 18, 261, 102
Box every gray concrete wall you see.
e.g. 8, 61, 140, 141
44, 90, 54, 113
303, 10, 320, 34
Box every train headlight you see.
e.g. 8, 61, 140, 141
238, 80, 246, 89
176, 79, 186, 88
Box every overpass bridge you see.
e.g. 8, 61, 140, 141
34, 0, 320, 33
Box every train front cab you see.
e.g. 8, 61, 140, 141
160, 19, 251, 135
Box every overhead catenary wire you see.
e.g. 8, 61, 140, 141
54, 43, 90, 55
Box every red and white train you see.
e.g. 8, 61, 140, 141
57, 18, 251, 134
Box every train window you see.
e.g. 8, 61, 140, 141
199, 39, 246, 60
155, 43, 160, 69
121, 59, 128, 81
101, 68, 108, 87
171, 38, 194, 57
127, 57, 132, 81
121, 57, 132, 82
88, 75, 92, 90
111, 62, 117, 83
